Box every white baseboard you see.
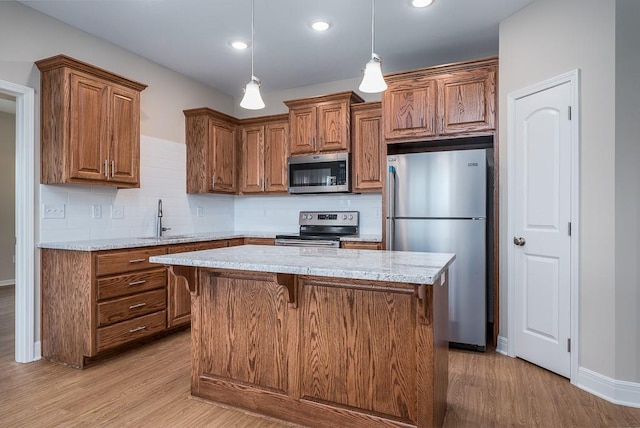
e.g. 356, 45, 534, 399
0, 279, 15, 286
33, 341, 41, 361
496, 335, 509, 355
577, 367, 640, 408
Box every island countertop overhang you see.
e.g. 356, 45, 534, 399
150, 245, 455, 285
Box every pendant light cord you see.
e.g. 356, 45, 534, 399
251, 0, 255, 78
371, 0, 375, 55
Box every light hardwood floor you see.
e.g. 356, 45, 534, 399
1, 285, 639, 427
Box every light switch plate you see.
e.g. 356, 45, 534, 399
196, 207, 204, 217
92, 205, 102, 219
111, 205, 124, 219
43, 204, 65, 219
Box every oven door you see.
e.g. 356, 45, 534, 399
274, 238, 340, 248
288, 153, 350, 194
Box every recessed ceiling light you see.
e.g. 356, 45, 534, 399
411, 0, 434, 8
230, 40, 249, 50
311, 20, 331, 31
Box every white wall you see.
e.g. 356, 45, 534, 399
500, 0, 622, 380
614, 0, 640, 382
0, 111, 15, 284
40, 137, 235, 242
235, 193, 382, 235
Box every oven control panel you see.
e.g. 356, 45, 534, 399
299, 211, 359, 227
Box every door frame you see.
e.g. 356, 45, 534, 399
506, 70, 580, 383
0, 79, 37, 363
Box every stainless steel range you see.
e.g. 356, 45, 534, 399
275, 211, 359, 248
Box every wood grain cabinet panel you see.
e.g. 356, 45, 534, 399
285, 91, 364, 155
36, 54, 146, 188
98, 288, 166, 327
383, 58, 497, 144
239, 115, 289, 194
184, 108, 238, 194
97, 267, 167, 300
97, 310, 167, 353
166, 240, 228, 328
351, 102, 383, 192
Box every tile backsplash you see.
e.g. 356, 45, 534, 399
39, 135, 382, 243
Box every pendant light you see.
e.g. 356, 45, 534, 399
359, 0, 387, 93
240, 0, 265, 110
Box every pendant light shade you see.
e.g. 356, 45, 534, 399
359, 0, 387, 93
240, 76, 265, 109
240, 0, 265, 110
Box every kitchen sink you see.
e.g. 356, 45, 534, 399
136, 234, 196, 241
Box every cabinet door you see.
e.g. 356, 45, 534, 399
208, 120, 237, 193
240, 125, 264, 193
69, 73, 108, 181
264, 121, 289, 192
384, 79, 437, 141
167, 240, 227, 328
318, 101, 349, 152
108, 85, 140, 185
438, 67, 496, 135
289, 106, 316, 155
352, 105, 383, 192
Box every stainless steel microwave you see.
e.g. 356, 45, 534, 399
288, 153, 351, 194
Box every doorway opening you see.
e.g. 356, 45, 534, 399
0, 79, 36, 363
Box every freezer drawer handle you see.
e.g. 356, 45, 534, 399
513, 237, 526, 246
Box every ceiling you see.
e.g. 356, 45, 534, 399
19, 0, 533, 98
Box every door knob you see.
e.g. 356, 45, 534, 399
513, 237, 526, 246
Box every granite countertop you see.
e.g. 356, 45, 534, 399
38, 231, 383, 251
150, 245, 455, 285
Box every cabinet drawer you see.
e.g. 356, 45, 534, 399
97, 310, 166, 352
97, 268, 167, 300
96, 247, 167, 276
98, 289, 166, 327
167, 241, 226, 254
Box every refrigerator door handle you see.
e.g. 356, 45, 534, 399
387, 166, 396, 251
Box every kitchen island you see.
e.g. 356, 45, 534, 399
150, 245, 455, 428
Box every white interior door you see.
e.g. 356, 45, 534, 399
513, 81, 572, 378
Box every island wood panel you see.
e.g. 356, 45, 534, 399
299, 276, 417, 423
187, 266, 449, 428
196, 270, 289, 393
41, 249, 94, 368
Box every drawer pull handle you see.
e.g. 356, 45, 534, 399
129, 258, 146, 263
129, 303, 147, 309
129, 326, 146, 333
129, 280, 146, 286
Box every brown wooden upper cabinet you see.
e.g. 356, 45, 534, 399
184, 108, 238, 194
239, 114, 289, 194
351, 102, 383, 193
284, 91, 364, 155
36, 55, 147, 188
383, 58, 497, 143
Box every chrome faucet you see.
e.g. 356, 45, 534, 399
156, 199, 171, 238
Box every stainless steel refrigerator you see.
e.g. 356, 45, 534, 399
386, 149, 489, 350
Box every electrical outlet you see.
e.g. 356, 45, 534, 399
196, 207, 204, 217
43, 204, 65, 219
111, 205, 124, 219
92, 205, 102, 219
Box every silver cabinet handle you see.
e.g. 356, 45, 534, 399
104, 160, 109, 179
129, 303, 147, 309
111, 160, 115, 178
129, 326, 146, 333
128, 280, 146, 286
129, 258, 146, 263
513, 237, 526, 246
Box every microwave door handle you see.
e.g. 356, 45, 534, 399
387, 166, 396, 251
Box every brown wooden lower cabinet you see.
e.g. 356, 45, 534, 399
243, 237, 275, 245
40, 237, 258, 368
189, 269, 449, 428
340, 241, 382, 250
166, 240, 228, 328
